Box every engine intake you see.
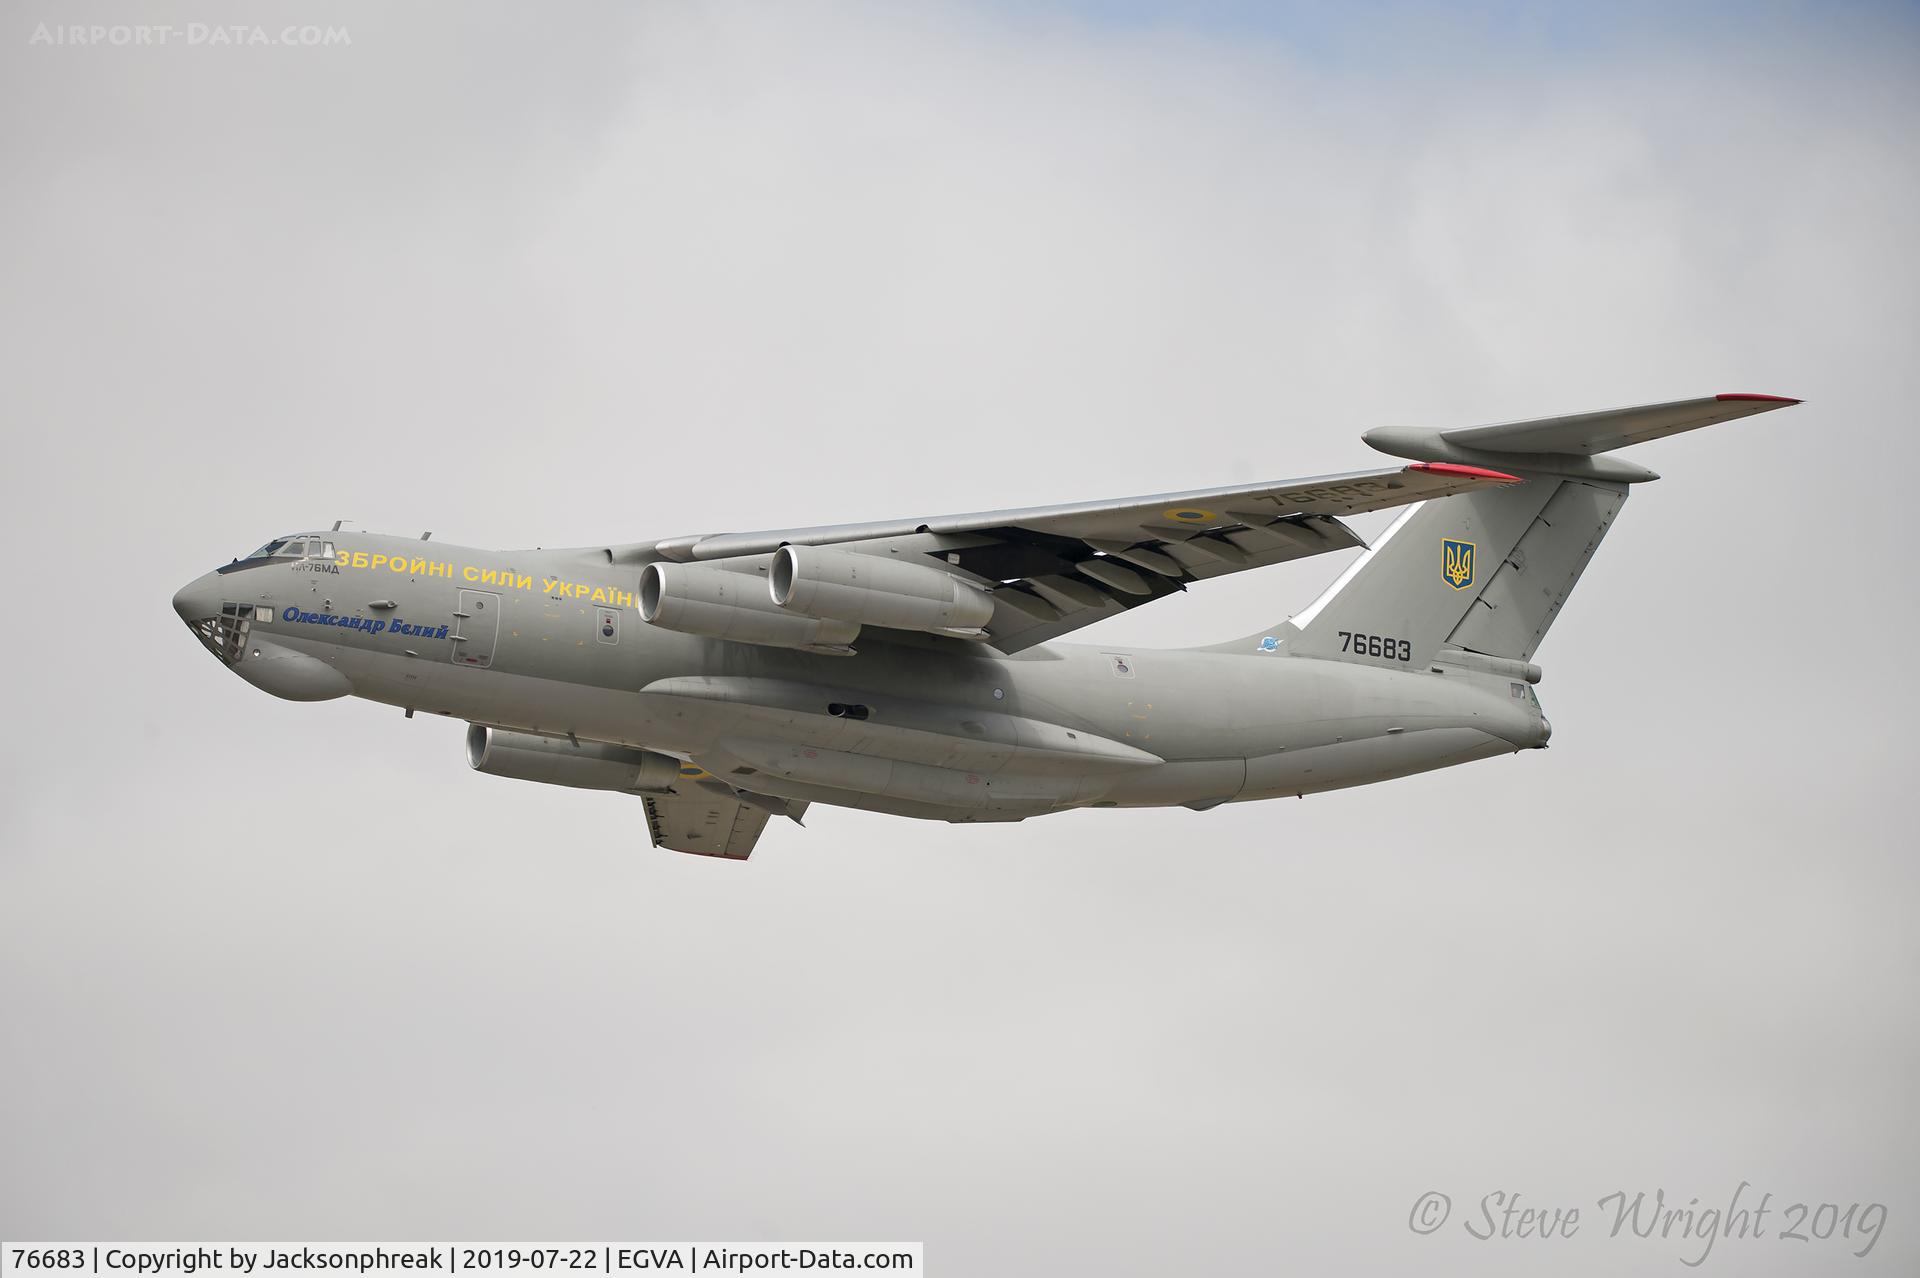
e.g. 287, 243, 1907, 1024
639, 561, 859, 653
770, 544, 994, 637
466, 725, 682, 793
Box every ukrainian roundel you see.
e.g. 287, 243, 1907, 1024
1442, 538, 1475, 590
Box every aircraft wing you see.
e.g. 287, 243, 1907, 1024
642, 789, 772, 860
617, 461, 1521, 653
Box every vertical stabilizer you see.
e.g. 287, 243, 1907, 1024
1278, 478, 1624, 665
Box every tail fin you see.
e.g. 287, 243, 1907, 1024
1277, 393, 1799, 666
1281, 475, 1624, 665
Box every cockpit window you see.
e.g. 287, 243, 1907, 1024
241, 536, 334, 561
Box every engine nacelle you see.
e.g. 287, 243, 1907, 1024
467, 725, 682, 793
770, 544, 994, 637
638, 561, 860, 653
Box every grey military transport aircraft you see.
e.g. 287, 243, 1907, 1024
174, 393, 1795, 859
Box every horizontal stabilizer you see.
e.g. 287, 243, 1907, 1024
643, 790, 771, 859
1364, 393, 1800, 483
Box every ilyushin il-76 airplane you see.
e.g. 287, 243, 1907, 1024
175, 394, 1796, 860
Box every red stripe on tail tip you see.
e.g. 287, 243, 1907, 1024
1408, 462, 1523, 484
1716, 393, 1802, 403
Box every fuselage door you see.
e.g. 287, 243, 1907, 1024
452, 589, 502, 668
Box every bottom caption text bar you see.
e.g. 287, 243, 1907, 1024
3, 1246, 922, 1276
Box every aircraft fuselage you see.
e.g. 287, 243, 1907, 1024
174, 530, 1548, 823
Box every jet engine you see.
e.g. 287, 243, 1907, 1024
639, 561, 860, 653
770, 544, 994, 638
466, 725, 682, 794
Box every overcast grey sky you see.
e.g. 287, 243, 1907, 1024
2, 2, 1916, 1273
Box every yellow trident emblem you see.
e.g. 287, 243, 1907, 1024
1442, 539, 1476, 590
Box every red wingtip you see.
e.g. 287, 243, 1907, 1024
1408, 461, 1524, 484
1717, 392, 1802, 404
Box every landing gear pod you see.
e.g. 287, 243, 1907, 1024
770, 544, 994, 637
231, 638, 352, 701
